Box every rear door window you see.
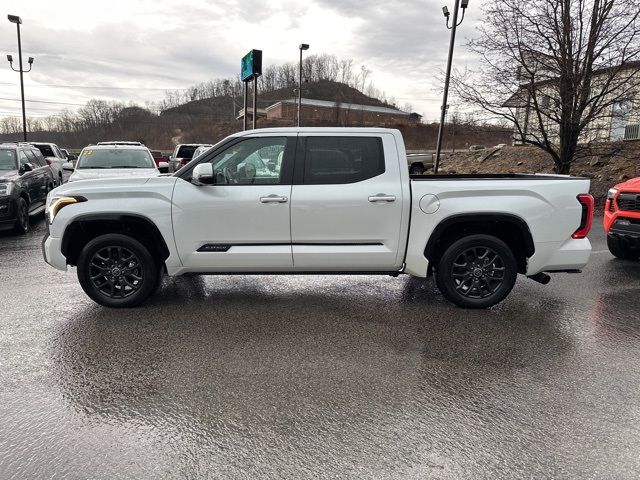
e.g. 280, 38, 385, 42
302, 136, 385, 185
24, 150, 41, 167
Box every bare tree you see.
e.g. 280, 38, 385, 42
453, 0, 640, 173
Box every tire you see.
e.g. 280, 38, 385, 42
409, 164, 425, 175
607, 235, 638, 260
77, 233, 160, 308
13, 197, 29, 235
435, 234, 518, 308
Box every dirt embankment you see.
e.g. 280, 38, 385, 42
438, 142, 640, 206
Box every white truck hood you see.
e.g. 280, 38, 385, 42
69, 168, 159, 182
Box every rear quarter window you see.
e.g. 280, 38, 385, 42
303, 136, 385, 185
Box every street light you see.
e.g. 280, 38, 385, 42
298, 43, 309, 127
6, 14, 34, 142
433, 0, 469, 174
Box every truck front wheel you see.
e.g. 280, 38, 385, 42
77, 233, 160, 308
607, 235, 638, 260
435, 234, 518, 308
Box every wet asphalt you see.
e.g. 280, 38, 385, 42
0, 217, 639, 479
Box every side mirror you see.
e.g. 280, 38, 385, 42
20, 163, 33, 173
168, 155, 173, 161
62, 162, 74, 172
191, 163, 215, 186
158, 161, 169, 174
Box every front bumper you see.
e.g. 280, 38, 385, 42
0, 196, 18, 231
42, 233, 68, 271
609, 218, 640, 249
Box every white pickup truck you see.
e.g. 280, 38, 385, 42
42, 128, 594, 309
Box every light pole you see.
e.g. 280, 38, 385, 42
6, 14, 33, 142
433, 0, 468, 174
298, 43, 309, 127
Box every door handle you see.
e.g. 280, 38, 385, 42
368, 194, 396, 202
260, 195, 288, 203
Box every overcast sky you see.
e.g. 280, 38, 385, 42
0, 0, 481, 122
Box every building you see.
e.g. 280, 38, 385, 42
236, 107, 267, 122
504, 61, 640, 144
265, 98, 421, 126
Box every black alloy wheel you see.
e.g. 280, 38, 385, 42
77, 234, 159, 308
451, 246, 506, 299
88, 246, 144, 299
436, 234, 517, 308
13, 197, 29, 234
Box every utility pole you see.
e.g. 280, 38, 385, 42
433, 0, 469, 174
298, 44, 309, 127
7, 14, 34, 142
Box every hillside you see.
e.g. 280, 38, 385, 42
162, 80, 399, 117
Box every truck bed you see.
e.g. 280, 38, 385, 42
410, 173, 588, 181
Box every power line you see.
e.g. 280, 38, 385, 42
0, 97, 85, 106
0, 82, 187, 91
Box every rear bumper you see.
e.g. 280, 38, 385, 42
42, 233, 68, 271
526, 238, 592, 276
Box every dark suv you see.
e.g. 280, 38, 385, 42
0, 143, 55, 234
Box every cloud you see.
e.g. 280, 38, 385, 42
0, 0, 482, 119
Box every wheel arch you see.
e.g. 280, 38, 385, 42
61, 213, 170, 267
424, 213, 535, 274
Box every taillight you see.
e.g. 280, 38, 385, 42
572, 194, 594, 239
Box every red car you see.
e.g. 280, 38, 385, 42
149, 150, 168, 167
604, 177, 640, 260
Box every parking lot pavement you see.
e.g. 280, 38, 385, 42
1, 217, 639, 479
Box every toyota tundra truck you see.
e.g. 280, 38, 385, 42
604, 177, 640, 260
42, 128, 594, 309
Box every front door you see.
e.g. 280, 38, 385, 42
171, 135, 295, 271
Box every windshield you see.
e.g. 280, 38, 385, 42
77, 148, 156, 169
33, 144, 54, 157
0, 149, 17, 170
176, 146, 198, 159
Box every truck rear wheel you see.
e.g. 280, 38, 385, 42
435, 234, 517, 308
607, 235, 638, 260
77, 233, 159, 308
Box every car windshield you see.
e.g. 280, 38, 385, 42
0, 149, 17, 170
176, 146, 198, 159
150, 151, 162, 157
33, 144, 54, 157
77, 149, 155, 169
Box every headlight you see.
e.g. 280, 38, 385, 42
607, 188, 618, 200
46, 195, 87, 224
0, 183, 12, 196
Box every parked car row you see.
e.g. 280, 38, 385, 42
0, 142, 56, 234
0, 139, 177, 234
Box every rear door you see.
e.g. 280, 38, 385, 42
18, 151, 39, 208
290, 133, 405, 271
24, 149, 47, 204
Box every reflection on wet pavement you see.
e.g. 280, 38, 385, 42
1, 218, 639, 478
